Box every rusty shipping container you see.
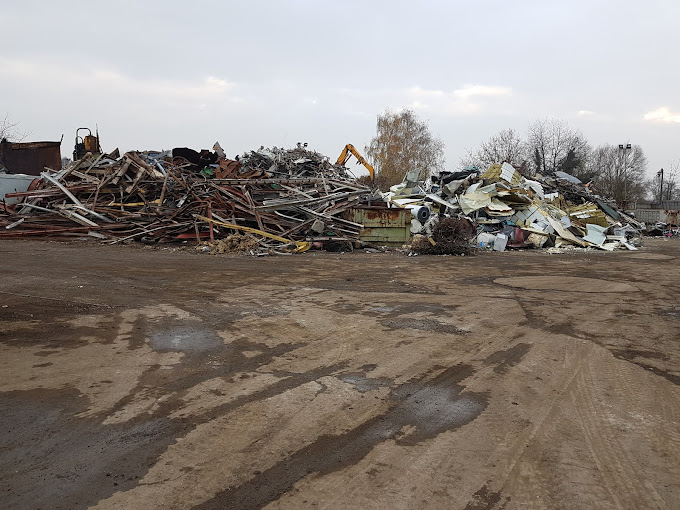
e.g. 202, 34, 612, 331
0, 140, 62, 176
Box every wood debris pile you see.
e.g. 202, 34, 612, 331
0, 145, 372, 253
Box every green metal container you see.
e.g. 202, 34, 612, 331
343, 206, 411, 245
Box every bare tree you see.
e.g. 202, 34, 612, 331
0, 114, 28, 142
365, 109, 445, 189
461, 128, 528, 172
527, 118, 589, 176
586, 144, 647, 203
664, 161, 679, 200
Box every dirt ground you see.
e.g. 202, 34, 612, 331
1, 237, 679, 510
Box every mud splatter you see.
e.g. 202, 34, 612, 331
0, 295, 121, 349
494, 276, 639, 293
380, 318, 468, 335
109, 335, 305, 416
339, 370, 393, 393
610, 352, 680, 386
1, 361, 354, 510
368, 302, 454, 318
0, 387, 181, 510
197, 362, 349, 423
193, 364, 487, 510
611, 348, 669, 362
484, 343, 532, 374
463, 484, 509, 510
309, 277, 443, 295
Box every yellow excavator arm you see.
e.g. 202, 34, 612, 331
336, 144, 374, 181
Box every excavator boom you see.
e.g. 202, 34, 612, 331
336, 144, 374, 181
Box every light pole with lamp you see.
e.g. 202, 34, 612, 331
618, 143, 632, 207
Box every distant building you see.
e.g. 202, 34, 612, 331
631, 200, 680, 225
0, 139, 62, 176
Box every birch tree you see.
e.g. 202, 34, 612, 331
365, 109, 445, 188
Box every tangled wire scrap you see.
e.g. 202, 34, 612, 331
411, 217, 477, 255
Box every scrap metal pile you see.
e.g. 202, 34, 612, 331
0, 145, 371, 253
386, 163, 645, 253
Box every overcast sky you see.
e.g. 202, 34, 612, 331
3, 0, 678, 177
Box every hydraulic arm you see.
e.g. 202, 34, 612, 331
336, 144, 374, 181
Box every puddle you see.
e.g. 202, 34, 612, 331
150, 322, 223, 352
369, 306, 396, 313
390, 368, 487, 446
194, 364, 486, 510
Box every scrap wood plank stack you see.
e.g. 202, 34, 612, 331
0, 145, 372, 254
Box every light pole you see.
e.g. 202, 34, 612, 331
658, 168, 664, 204
618, 143, 632, 206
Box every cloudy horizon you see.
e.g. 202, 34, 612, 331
3, 0, 678, 177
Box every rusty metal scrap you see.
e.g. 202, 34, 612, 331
0, 140, 63, 176
0, 145, 372, 253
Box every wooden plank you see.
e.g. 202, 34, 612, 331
111, 159, 132, 185
124, 165, 146, 194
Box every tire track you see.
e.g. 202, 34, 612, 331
572, 349, 669, 509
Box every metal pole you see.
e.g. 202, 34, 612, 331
619, 143, 631, 208
659, 168, 664, 204
624, 150, 627, 204
624, 143, 631, 205
618, 144, 624, 204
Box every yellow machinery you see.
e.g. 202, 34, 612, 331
336, 144, 374, 181
73, 127, 101, 161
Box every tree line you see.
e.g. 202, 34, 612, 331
460, 119, 653, 204
364, 110, 678, 204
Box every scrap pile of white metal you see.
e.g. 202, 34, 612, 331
383, 163, 644, 252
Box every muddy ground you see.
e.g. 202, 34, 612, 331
1, 238, 679, 510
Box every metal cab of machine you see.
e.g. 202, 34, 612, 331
73, 127, 101, 161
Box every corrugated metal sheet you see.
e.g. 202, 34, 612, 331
662, 200, 680, 210
633, 208, 680, 225
633, 209, 666, 223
